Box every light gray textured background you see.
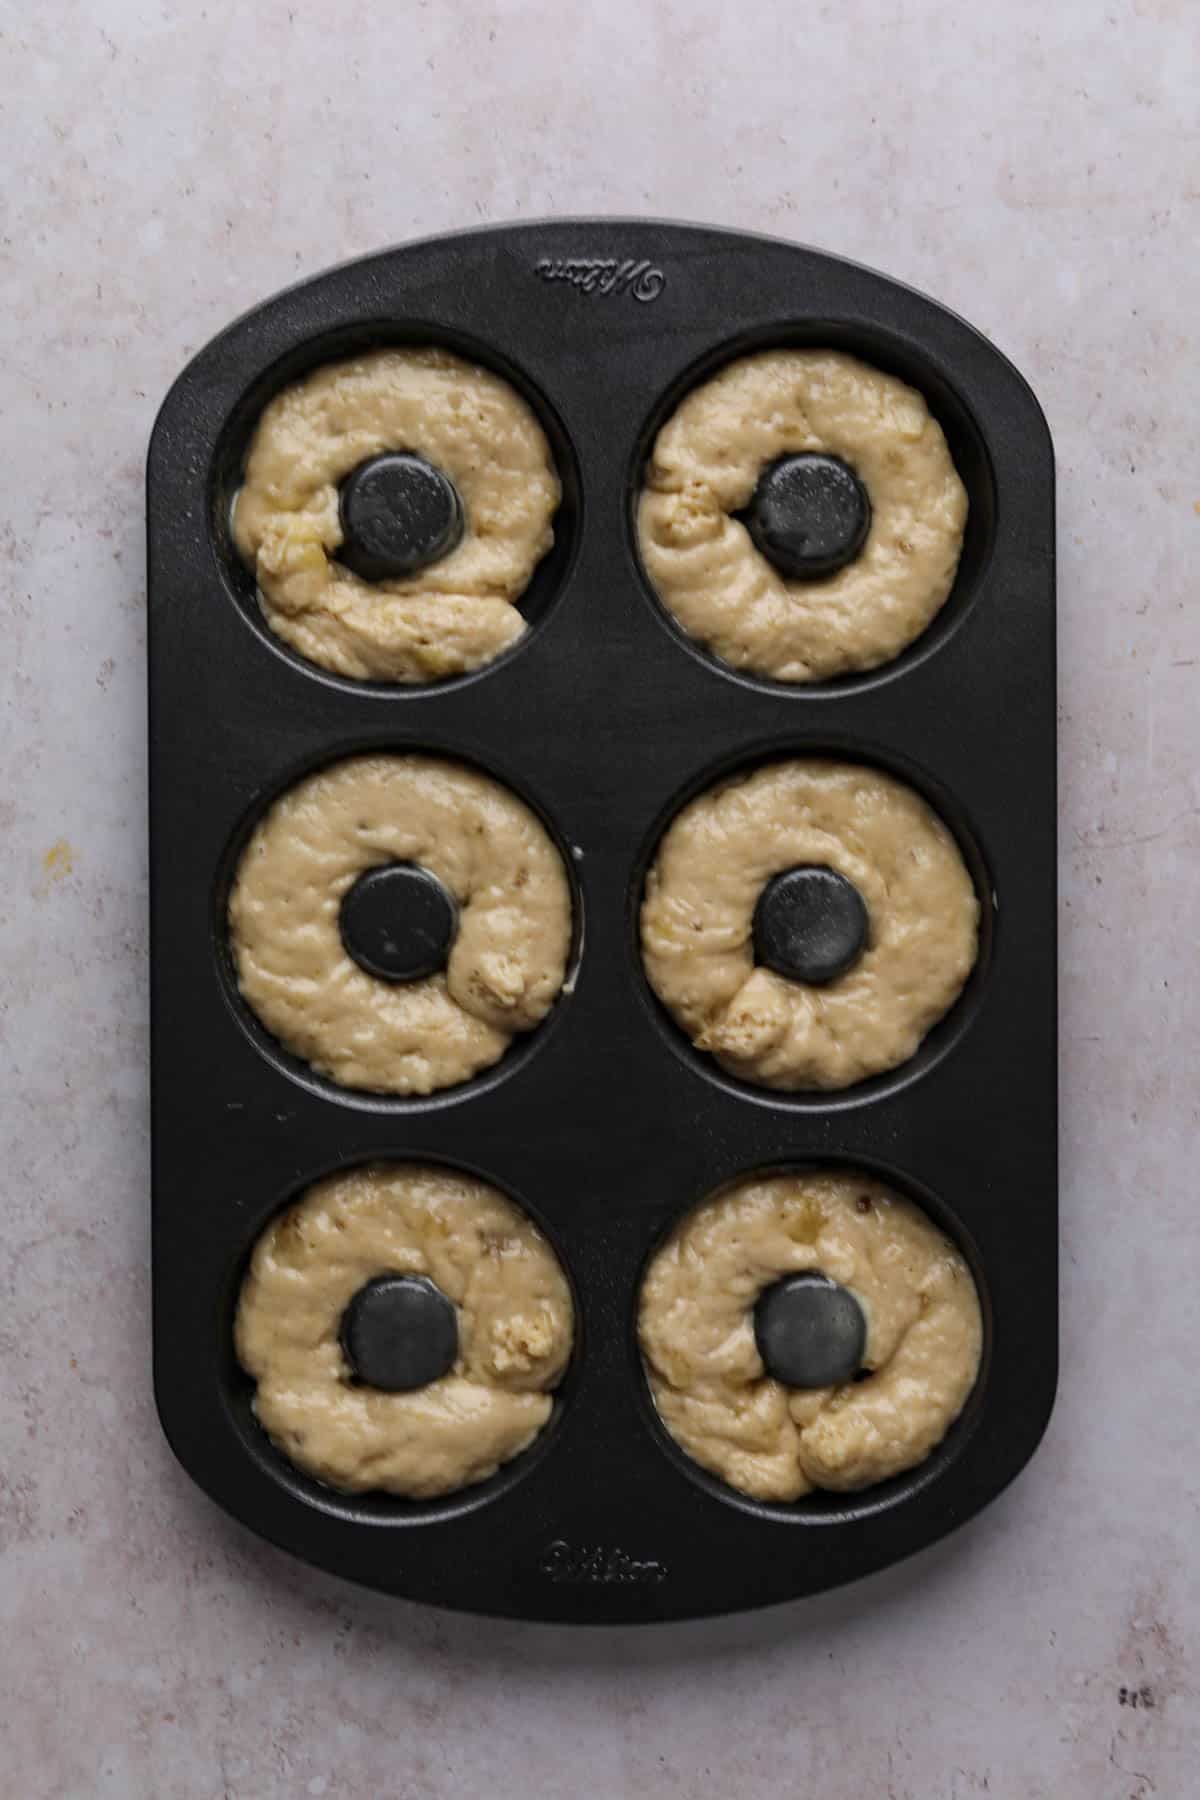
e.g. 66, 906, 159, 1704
2, 2, 1197, 1795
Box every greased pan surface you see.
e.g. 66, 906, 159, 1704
147, 220, 1056, 1622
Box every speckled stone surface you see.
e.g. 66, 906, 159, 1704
2, 2, 1197, 1794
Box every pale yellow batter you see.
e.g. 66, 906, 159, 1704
641, 758, 979, 1091
236, 1163, 575, 1498
228, 754, 572, 1096
637, 349, 967, 681
232, 348, 560, 681
639, 1169, 982, 1501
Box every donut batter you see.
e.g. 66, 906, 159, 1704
639, 1169, 983, 1501
228, 754, 572, 1095
641, 758, 979, 1091
232, 348, 560, 681
637, 349, 967, 681
236, 1163, 574, 1498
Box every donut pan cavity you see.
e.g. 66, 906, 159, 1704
147, 220, 1056, 1622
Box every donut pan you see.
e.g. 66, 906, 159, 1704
147, 220, 1056, 1623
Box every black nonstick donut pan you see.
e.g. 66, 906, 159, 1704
147, 219, 1056, 1623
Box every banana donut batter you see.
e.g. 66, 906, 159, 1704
232, 347, 560, 681
641, 758, 979, 1091
228, 754, 572, 1096
236, 1163, 574, 1497
639, 1169, 983, 1501
637, 349, 967, 681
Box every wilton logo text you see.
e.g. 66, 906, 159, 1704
537, 1540, 668, 1585
534, 257, 666, 302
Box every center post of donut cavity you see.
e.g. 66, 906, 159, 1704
339, 1274, 460, 1392
752, 865, 869, 986
754, 1272, 868, 1390
742, 453, 872, 580
338, 862, 458, 983
337, 451, 465, 581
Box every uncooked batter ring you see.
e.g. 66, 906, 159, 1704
637, 348, 968, 682
235, 1163, 575, 1498
228, 753, 573, 1097
640, 758, 979, 1091
232, 347, 560, 682
638, 1169, 983, 1502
